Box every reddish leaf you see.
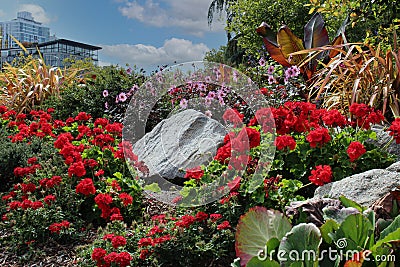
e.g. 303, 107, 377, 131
304, 12, 329, 49
329, 34, 344, 58
257, 23, 290, 67
277, 26, 305, 65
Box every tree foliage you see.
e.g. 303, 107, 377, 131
225, 0, 311, 59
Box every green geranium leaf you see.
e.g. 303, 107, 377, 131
339, 196, 366, 212
320, 219, 339, 244
379, 214, 400, 240
143, 183, 161, 193
235, 207, 292, 266
278, 223, 322, 267
247, 256, 280, 267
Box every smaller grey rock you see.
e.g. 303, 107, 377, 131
386, 161, 400, 172
369, 124, 400, 160
314, 169, 400, 207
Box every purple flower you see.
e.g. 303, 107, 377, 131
268, 75, 276, 85
105, 102, 109, 110
118, 92, 127, 102
233, 71, 239, 82
128, 84, 139, 96
102, 90, 109, 97
267, 65, 275, 75
204, 97, 212, 106
205, 110, 212, 117
207, 91, 216, 99
205, 76, 212, 83
259, 57, 266, 67
126, 67, 132, 75
180, 98, 188, 109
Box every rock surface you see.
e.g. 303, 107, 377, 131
133, 109, 227, 180
369, 124, 400, 160
314, 162, 400, 207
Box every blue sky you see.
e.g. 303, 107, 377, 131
0, 0, 227, 72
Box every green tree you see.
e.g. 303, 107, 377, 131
225, 0, 311, 59
307, 0, 400, 46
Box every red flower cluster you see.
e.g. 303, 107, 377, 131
275, 135, 296, 150
308, 165, 332, 186
306, 127, 331, 148
119, 193, 133, 206
217, 220, 231, 230
184, 166, 204, 180
215, 127, 260, 171
388, 118, 400, 144
223, 108, 244, 125
175, 214, 196, 228
349, 103, 384, 129
76, 178, 96, 196
44, 195, 56, 205
91, 248, 132, 267
347, 141, 366, 162
8, 199, 43, 210
111, 235, 127, 249
39, 175, 62, 188
94, 193, 114, 219
322, 109, 348, 127
49, 220, 70, 234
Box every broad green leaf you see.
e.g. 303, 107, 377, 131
113, 172, 123, 179
334, 214, 374, 250
320, 219, 340, 244
304, 12, 329, 49
143, 183, 161, 193
379, 214, 400, 240
235, 207, 292, 266
339, 196, 366, 212
371, 228, 400, 252
247, 257, 280, 267
278, 223, 322, 267
277, 26, 305, 65
323, 207, 360, 224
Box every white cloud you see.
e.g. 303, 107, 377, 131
99, 38, 210, 70
118, 0, 225, 36
18, 4, 53, 24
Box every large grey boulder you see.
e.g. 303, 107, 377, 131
314, 162, 400, 207
133, 109, 227, 180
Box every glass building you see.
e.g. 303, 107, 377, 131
0, 11, 50, 49
0, 38, 102, 69
0, 12, 102, 69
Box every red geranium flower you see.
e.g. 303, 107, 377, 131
217, 220, 231, 230
184, 166, 204, 180
347, 141, 366, 162
44, 195, 56, 205
308, 165, 332, 186
92, 247, 107, 262
388, 118, 400, 144
76, 178, 96, 196
306, 127, 331, 148
111, 235, 127, 249
275, 135, 296, 150
119, 192, 133, 206
223, 108, 244, 125
68, 161, 86, 177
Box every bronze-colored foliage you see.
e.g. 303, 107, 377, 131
305, 33, 400, 120
0, 38, 82, 114
257, 12, 344, 81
